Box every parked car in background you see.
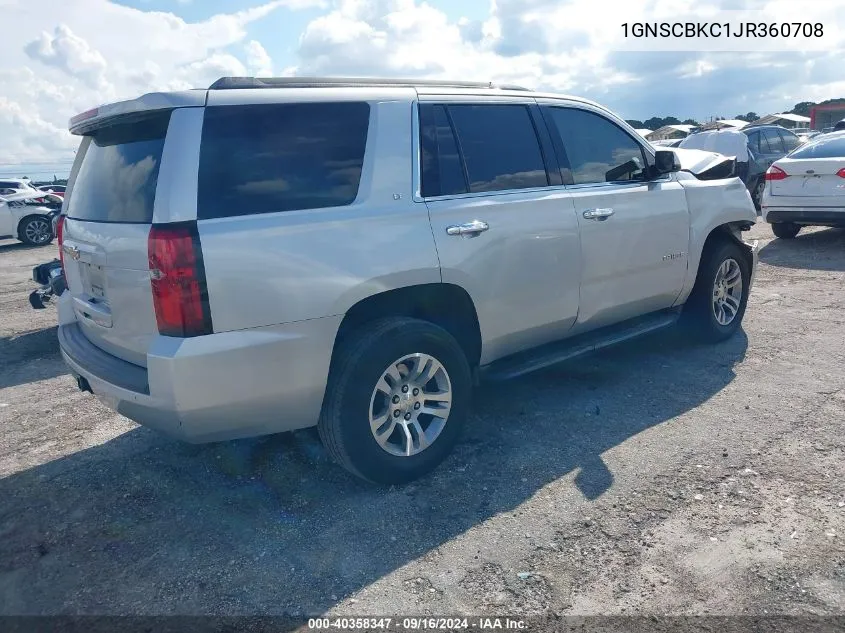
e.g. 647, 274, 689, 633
761, 131, 845, 238
0, 190, 59, 245
0, 178, 37, 196
651, 138, 684, 148
735, 126, 802, 210
791, 128, 820, 143
57, 77, 759, 484
834, 119, 845, 132
37, 184, 66, 198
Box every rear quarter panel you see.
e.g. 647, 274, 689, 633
197, 97, 442, 331
673, 173, 757, 305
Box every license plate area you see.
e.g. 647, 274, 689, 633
79, 262, 107, 300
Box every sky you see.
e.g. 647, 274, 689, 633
1, 0, 844, 179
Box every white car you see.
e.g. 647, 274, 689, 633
761, 131, 845, 238
0, 178, 37, 196
0, 190, 60, 245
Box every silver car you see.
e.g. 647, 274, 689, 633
57, 77, 759, 484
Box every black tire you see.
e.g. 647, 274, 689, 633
682, 238, 751, 343
318, 317, 472, 485
18, 215, 54, 246
751, 178, 765, 212
771, 222, 801, 239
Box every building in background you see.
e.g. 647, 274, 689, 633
750, 113, 811, 130
646, 124, 697, 141
810, 104, 845, 131
698, 119, 748, 132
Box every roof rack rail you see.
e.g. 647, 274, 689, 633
208, 76, 532, 91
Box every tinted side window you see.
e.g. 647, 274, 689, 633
762, 128, 785, 153
545, 107, 647, 185
198, 102, 370, 219
746, 131, 761, 155
419, 104, 467, 197
780, 130, 801, 152
446, 105, 548, 192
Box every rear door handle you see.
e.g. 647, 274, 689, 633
446, 220, 489, 237
583, 208, 614, 221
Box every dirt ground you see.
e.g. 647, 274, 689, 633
0, 222, 843, 619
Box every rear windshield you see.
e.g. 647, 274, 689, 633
197, 102, 370, 220
789, 134, 845, 159
66, 112, 170, 223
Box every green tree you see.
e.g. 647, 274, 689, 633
790, 101, 817, 117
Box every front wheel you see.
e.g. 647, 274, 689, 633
19, 216, 54, 246
318, 317, 472, 485
682, 239, 751, 342
771, 222, 801, 239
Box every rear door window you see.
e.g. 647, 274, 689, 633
445, 104, 549, 193
543, 106, 648, 184
780, 130, 801, 153
419, 104, 468, 197
66, 112, 170, 223
762, 128, 785, 154
198, 102, 370, 219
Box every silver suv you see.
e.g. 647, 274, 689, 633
56, 77, 759, 484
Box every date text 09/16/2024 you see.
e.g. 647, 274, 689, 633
307, 617, 528, 630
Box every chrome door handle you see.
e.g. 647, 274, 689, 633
583, 208, 615, 220
446, 220, 489, 237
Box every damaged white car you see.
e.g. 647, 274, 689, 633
0, 189, 62, 246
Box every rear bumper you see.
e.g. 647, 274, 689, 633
58, 313, 341, 443
763, 207, 845, 226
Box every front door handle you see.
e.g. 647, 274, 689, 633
583, 208, 615, 221
446, 220, 489, 237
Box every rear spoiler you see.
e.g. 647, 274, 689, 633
69, 90, 207, 135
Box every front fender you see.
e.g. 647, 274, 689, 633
673, 173, 757, 306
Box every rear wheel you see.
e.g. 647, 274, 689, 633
682, 239, 751, 342
19, 216, 54, 246
318, 317, 471, 484
771, 222, 801, 239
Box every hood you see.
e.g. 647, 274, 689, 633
668, 147, 737, 181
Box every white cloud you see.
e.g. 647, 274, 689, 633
24, 25, 108, 90
1, 0, 845, 173
0, 0, 327, 171
245, 40, 273, 76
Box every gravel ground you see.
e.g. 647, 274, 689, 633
0, 223, 843, 618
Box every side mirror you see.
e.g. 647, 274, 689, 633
653, 149, 682, 175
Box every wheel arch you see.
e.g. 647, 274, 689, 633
332, 283, 483, 370
675, 219, 755, 307
17, 213, 53, 241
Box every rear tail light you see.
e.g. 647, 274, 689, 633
148, 223, 213, 338
765, 165, 788, 181
56, 215, 65, 270
837, 168, 845, 178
